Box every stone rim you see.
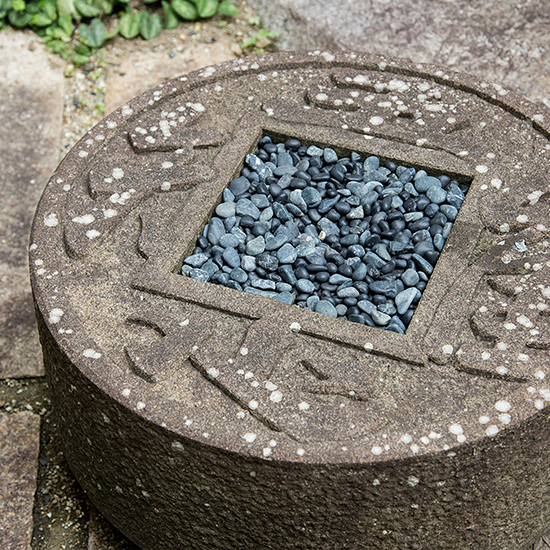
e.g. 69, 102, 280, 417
30, 49, 550, 465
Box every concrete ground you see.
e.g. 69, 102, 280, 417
2, 0, 550, 547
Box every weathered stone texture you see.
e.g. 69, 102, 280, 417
249, 0, 550, 109
30, 51, 550, 549
0, 29, 64, 378
0, 412, 41, 550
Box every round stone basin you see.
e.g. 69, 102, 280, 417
30, 51, 550, 550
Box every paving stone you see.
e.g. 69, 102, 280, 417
29, 51, 550, 550
0, 412, 41, 550
248, 0, 550, 108
0, 29, 64, 379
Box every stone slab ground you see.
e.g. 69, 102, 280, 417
4, 0, 550, 547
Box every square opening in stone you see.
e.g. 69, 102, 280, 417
180, 134, 470, 333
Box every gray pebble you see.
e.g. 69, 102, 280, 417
426, 186, 447, 204
315, 300, 338, 317
296, 279, 315, 293
337, 286, 359, 298
265, 233, 289, 251
216, 202, 236, 218
329, 274, 351, 285
246, 236, 266, 256
189, 268, 210, 282
219, 234, 241, 248
251, 194, 270, 209
440, 205, 458, 221
273, 165, 298, 177
272, 291, 295, 305
323, 148, 338, 163
278, 264, 297, 285
184, 253, 209, 268
230, 267, 248, 283
229, 176, 250, 196
241, 255, 256, 272
335, 304, 348, 316
207, 217, 226, 246
395, 287, 421, 315
302, 187, 322, 207
371, 310, 391, 326
401, 268, 420, 287
358, 300, 376, 315
277, 243, 298, 264
307, 145, 323, 156
222, 247, 241, 268
236, 198, 260, 220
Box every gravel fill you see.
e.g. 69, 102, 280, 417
182, 136, 468, 332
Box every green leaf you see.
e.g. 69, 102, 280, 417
118, 10, 141, 38
10, 0, 25, 11
8, 8, 33, 25
31, 10, 54, 25
139, 10, 161, 40
57, 13, 72, 34
161, 0, 178, 28
0, 0, 11, 10
56, 0, 75, 17
171, 0, 196, 20
218, 0, 236, 16
75, 0, 100, 17
78, 17, 105, 47
74, 42, 90, 54
195, 0, 216, 17
72, 51, 90, 64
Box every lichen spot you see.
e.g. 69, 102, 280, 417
136, 402, 146, 410
248, 400, 259, 410
369, 116, 384, 126
83, 348, 101, 359
485, 425, 499, 436
364, 342, 374, 351
240, 347, 249, 356
49, 308, 64, 324
495, 400, 511, 413
442, 345, 453, 355
407, 476, 419, 487
44, 213, 58, 227
270, 391, 283, 403
207, 368, 219, 379
449, 424, 463, 435
243, 433, 257, 443
112, 168, 124, 179
298, 402, 310, 411
371, 446, 383, 455
290, 322, 301, 332
86, 230, 101, 239
122, 388, 131, 397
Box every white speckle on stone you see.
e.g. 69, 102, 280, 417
298, 402, 310, 411
533, 114, 544, 122
83, 348, 101, 359
35, 259, 43, 266
370, 116, 384, 126
491, 178, 502, 189
458, 151, 469, 157
321, 51, 335, 62
476, 165, 488, 173
379, 62, 387, 70
63, 184, 71, 191
364, 342, 374, 351
541, 389, 550, 401
535, 399, 545, 410
496, 366, 508, 375
486, 425, 499, 436
78, 150, 88, 158
160, 182, 171, 191
112, 168, 124, 179
263, 447, 272, 457
517, 214, 529, 223
400, 434, 412, 444
504, 322, 516, 330
265, 381, 278, 391
481, 351, 491, 360
251, 381, 259, 388
270, 391, 283, 403
442, 345, 453, 355
37, 269, 46, 275
371, 446, 383, 455
499, 413, 511, 424
408, 476, 419, 487
248, 400, 258, 410
536, 370, 546, 380
162, 161, 173, 169
479, 416, 490, 424
497, 342, 508, 350
136, 402, 146, 410
103, 209, 117, 219
72, 214, 95, 225
420, 436, 430, 445
122, 389, 131, 397
243, 433, 257, 443
236, 411, 245, 419
107, 120, 117, 129
290, 322, 301, 332
86, 230, 101, 239
146, 136, 155, 144
44, 213, 58, 227
186, 102, 205, 112
457, 435, 466, 443
122, 106, 133, 116
449, 424, 463, 435
102, 413, 110, 423
240, 347, 248, 356
297, 448, 305, 456
30, 243, 37, 251
410, 444, 419, 454
244, 372, 253, 380
179, 319, 190, 327
528, 190, 543, 205
495, 400, 511, 412
416, 138, 427, 146
315, 93, 328, 101
518, 353, 530, 362
207, 368, 219, 379
49, 308, 64, 324
185, 419, 193, 426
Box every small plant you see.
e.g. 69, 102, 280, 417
240, 27, 278, 54
0, 0, 239, 64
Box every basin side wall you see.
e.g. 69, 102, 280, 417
35, 307, 550, 550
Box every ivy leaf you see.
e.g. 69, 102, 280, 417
10, 0, 25, 11
118, 9, 141, 38
74, 0, 100, 17
171, 0, 196, 20
8, 9, 33, 25
57, 13, 72, 35
78, 17, 106, 47
139, 10, 161, 40
195, 0, 216, 18
162, 0, 178, 28
56, 0, 75, 17
72, 51, 90, 64
218, 0, 237, 16
31, 0, 56, 25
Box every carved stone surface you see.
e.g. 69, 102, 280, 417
30, 51, 550, 550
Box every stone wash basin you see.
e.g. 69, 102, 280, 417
30, 51, 550, 550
